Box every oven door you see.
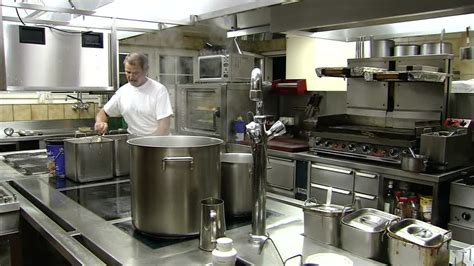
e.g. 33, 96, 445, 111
176, 84, 226, 139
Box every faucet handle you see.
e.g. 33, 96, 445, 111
266, 120, 286, 140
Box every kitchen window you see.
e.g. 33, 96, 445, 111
118, 53, 151, 87
159, 55, 193, 84
118, 53, 129, 87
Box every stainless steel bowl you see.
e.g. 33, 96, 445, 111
420, 42, 453, 55
394, 44, 420, 56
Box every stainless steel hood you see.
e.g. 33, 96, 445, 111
270, 0, 474, 41
3, 23, 113, 92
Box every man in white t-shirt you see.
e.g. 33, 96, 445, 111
94, 53, 173, 136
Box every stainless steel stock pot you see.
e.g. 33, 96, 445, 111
127, 136, 223, 236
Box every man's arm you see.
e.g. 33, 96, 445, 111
94, 108, 109, 134
154, 116, 171, 135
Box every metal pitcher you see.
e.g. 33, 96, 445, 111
199, 198, 226, 251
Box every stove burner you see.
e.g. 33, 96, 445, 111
61, 182, 131, 221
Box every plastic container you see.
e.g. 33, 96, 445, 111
233, 118, 245, 142
212, 237, 237, 266
419, 195, 433, 222
45, 137, 68, 177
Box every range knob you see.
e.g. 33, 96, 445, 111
389, 148, 400, 158
362, 145, 372, 154
462, 212, 471, 221
324, 140, 332, 148
347, 144, 356, 152
314, 137, 322, 146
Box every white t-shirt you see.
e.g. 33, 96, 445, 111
103, 77, 173, 136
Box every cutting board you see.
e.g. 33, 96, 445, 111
240, 138, 309, 152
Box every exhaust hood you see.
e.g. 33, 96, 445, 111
2, 23, 114, 92
270, 0, 474, 41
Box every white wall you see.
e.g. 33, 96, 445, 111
286, 35, 355, 91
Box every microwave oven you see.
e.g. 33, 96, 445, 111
197, 54, 255, 83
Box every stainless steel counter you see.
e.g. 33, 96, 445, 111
0, 119, 96, 145
0, 160, 382, 265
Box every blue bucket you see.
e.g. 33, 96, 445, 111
45, 138, 67, 177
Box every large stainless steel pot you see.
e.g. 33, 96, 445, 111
220, 153, 252, 217
394, 44, 420, 56
356, 39, 394, 58
370, 39, 395, 58
420, 42, 453, 55
127, 136, 223, 236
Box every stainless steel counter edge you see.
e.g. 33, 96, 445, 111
1, 181, 105, 265
227, 143, 474, 184
10, 177, 383, 265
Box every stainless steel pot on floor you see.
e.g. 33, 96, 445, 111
128, 136, 223, 236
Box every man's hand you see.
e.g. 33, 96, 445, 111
94, 121, 108, 135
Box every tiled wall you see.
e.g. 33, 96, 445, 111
0, 103, 98, 122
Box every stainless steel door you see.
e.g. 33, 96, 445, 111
267, 157, 296, 197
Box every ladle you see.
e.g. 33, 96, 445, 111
408, 147, 416, 158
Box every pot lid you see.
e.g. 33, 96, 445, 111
342, 208, 399, 233
303, 203, 347, 216
388, 219, 451, 247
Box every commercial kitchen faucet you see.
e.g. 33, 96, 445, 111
65, 92, 90, 111
246, 68, 286, 243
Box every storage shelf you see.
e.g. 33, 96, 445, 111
364, 71, 447, 82
315, 67, 387, 78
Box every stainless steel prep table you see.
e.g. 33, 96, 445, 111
0, 157, 383, 265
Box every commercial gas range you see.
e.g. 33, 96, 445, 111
307, 114, 439, 164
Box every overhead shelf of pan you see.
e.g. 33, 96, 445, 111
363, 71, 448, 82
315, 67, 387, 78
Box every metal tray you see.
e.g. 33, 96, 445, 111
341, 208, 399, 233
387, 219, 451, 247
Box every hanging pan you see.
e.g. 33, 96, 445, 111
460, 26, 474, 60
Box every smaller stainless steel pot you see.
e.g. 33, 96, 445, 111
401, 154, 426, 173
340, 208, 399, 262
420, 42, 453, 55
394, 44, 420, 56
220, 153, 253, 217
387, 219, 451, 266
303, 199, 349, 247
